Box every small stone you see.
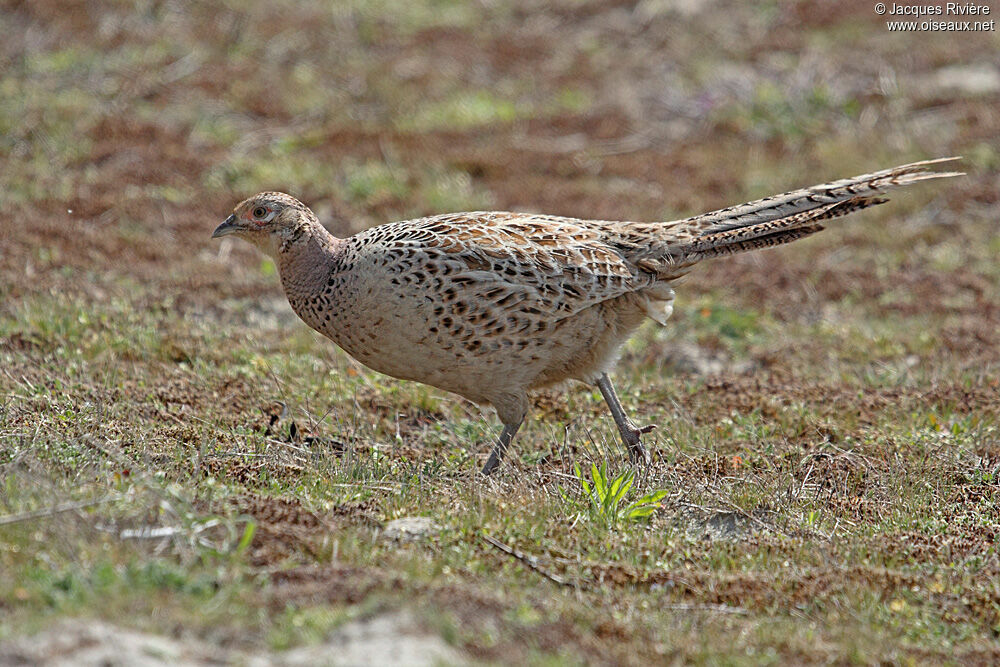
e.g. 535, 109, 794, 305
383, 517, 439, 542
926, 64, 1000, 96
661, 342, 757, 376
700, 511, 751, 541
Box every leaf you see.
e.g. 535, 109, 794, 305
607, 473, 623, 510
574, 463, 591, 496
612, 471, 634, 507
633, 489, 669, 506
625, 505, 658, 520
591, 463, 607, 500
608, 475, 622, 498
235, 520, 256, 554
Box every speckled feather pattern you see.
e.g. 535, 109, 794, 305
224, 159, 961, 432
279, 210, 675, 424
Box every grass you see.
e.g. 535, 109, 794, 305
562, 462, 670, 527
2, 0, 999, 663
3, 270, 997, 661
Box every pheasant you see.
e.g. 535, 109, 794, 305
213, 158, 961, 474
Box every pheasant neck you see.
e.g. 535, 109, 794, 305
276, 224, 346, 322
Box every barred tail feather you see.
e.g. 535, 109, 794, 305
653, 158, 962, 268
679, 157, 962, 238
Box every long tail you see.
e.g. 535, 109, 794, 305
658, 157, 963, 265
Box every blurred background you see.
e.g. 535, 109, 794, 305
4, 0, 998, 405
4, 0, 997, 301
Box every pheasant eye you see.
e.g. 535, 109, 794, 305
252, 206, 268, 219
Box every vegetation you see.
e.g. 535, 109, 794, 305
562, 463, 670, 527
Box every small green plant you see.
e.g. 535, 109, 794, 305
562, 462, 668, 527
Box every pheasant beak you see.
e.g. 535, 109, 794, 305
212, 214, 240, 238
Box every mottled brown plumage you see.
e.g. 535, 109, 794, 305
213, 158, 961, 473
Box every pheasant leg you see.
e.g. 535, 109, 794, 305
481, 420, 523, 475
596, 373, 654, 465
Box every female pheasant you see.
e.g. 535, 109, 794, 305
213, 158, 960, 474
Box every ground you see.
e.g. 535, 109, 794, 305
1, 0, 999, 664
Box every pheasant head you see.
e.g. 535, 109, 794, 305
213, 192, 321, 256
